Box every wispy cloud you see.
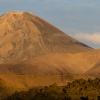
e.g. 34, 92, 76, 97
74, 33, 100, 44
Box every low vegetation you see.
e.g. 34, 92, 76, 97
2, 78, 100, 100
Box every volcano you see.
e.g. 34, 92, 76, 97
0, 11, 91, 63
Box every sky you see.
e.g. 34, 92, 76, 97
0, 0, 100, 48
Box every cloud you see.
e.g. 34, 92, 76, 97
74, 33, 100, 44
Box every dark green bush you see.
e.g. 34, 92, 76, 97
3, 78, 100, 100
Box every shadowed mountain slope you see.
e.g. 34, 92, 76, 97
86, 61, 100, 76
0, 11, 92, 63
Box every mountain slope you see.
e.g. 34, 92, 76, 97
86, 61, 100, 76
0, 11, 92, 63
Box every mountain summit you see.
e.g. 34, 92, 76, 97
0, 11, 91, 63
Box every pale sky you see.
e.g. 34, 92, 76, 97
0, 0, 100, 48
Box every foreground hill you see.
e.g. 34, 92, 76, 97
0, 49, 100, 96
0, 49, 100, 75
4, 78, 100, 100
0, 11, 91, 63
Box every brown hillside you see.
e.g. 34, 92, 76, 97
0, 49, 100, 75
